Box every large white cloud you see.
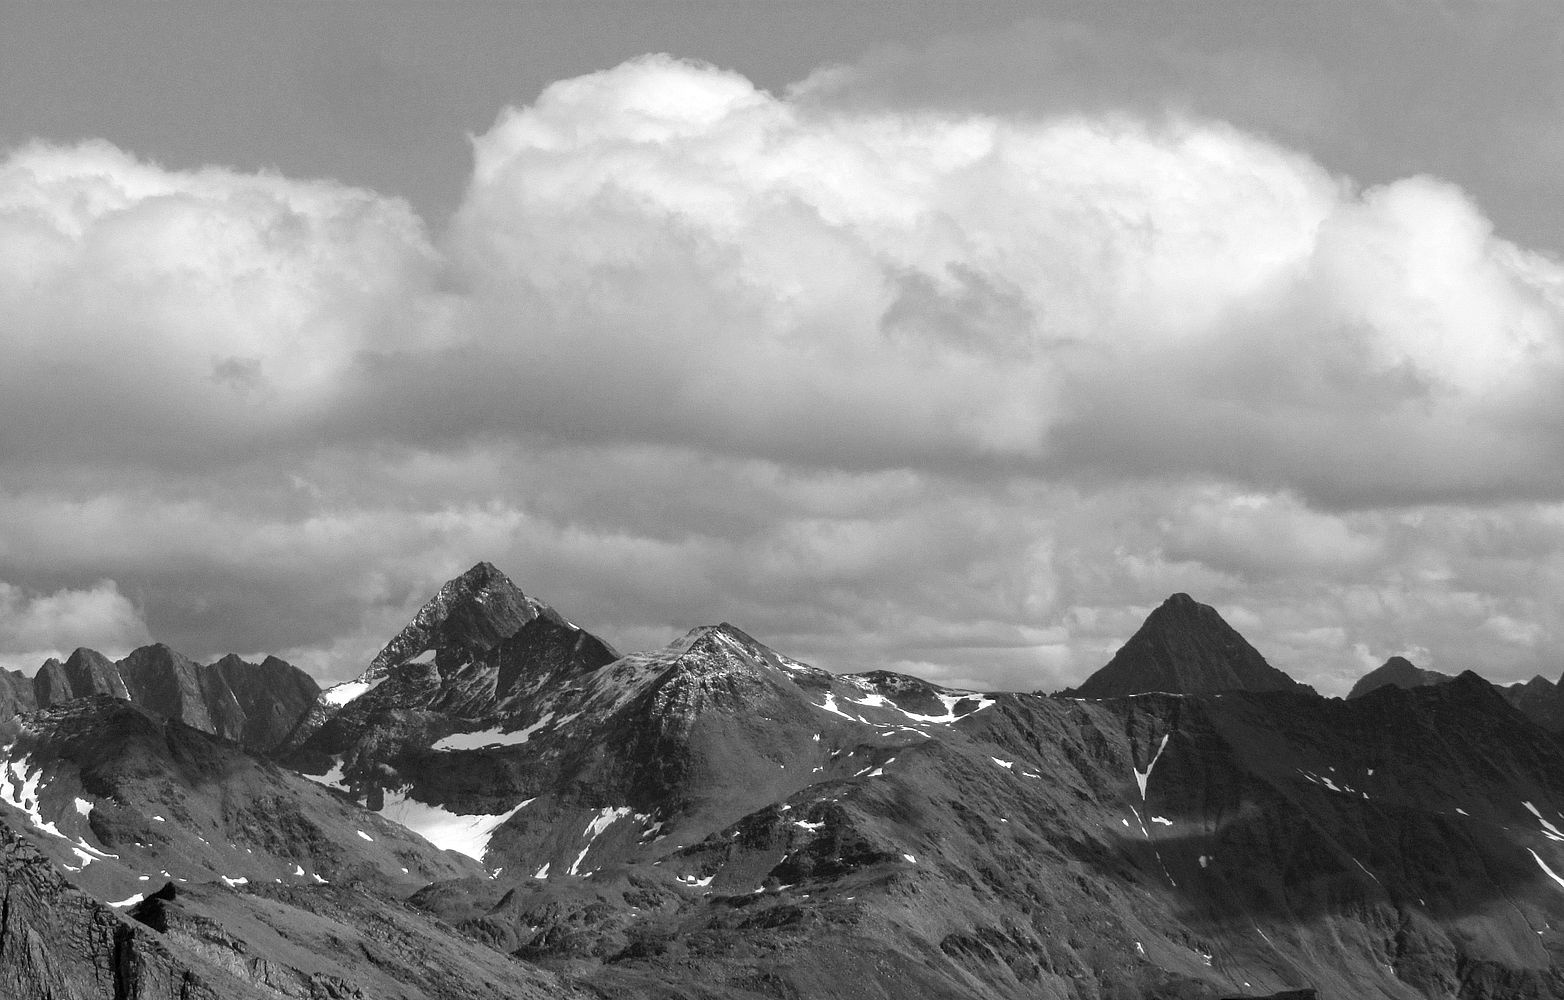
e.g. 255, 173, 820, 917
0, 139, 437, 465
435, 55, 1564, 504
3, 56, 1564, 694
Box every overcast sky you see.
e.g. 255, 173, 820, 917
3, 2, 1564, 695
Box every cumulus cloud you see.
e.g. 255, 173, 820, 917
421, 56, 1564, 506
0, 139, 437, 467
3, 55, 1564, 694
0, 578, 151, 669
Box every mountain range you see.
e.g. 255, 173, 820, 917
4, 565, 1564, 998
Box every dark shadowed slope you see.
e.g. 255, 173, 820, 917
1346, 656, 1564, 734
1064, 593, 1311, 698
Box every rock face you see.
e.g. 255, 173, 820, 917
36, 646, 131, 705
30, 644, 319, 752
277, 561, 578, 759
0, 665, 36, 717
1065, 593, 1311, 698
1346, 656, 1453, 700
0, 819, 273, 999
202, 653, 321, 751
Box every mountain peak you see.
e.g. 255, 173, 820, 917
1346, 655, 1453, 700
368, 563, 553, 674
1065, 594, 1308, 698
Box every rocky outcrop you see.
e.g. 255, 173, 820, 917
33, 646, 129, 707
202, 653, 321, 751
277, 562, 579, 758
0, 819, 268, 999
1064, 593, 1311, 698
30, 644, 318, 752
0, 666, 36, 718
119, 643, 215, 733
1346, 655, 1453, 699
368, 560, 565, 676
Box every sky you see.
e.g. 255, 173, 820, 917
2, 2, 1564, 695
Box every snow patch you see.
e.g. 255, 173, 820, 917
108, 894, 144, 908
72, 797, 92, 817
0, 756, 64, 839
378, 788, 530, 861
1151, 815, 1172, 826
818, 692, 865, 723
1298, 768, 1360, 795
302, 756, 348, 791
990, 757, 1014, 770
321, 676, 386, 708
221, 876, 248, 888
895, 691, 995, 724
903, 853, 916, 864
1524, 801, 1564, 842
356, 830, 373, 841
433, 712, 556, 751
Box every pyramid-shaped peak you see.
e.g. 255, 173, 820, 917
1066, 594, 1309, 699
1346, 655, 1452, 700
456, 560, 507, 585
669, 622, 750, 653
368, 563, 555, 674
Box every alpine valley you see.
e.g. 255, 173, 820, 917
6, 566, 1564, 999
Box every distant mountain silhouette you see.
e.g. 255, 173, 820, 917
1346, 655, 1453, 699
1064, 593, 1310, 698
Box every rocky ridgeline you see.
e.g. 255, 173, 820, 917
6, 564, 1564, 998
1, 643, 318, 752
1348, 654, 1564, 733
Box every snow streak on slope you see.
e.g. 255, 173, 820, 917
569, 806, 632, 875
1135, 733, 1171, 800
1530, 849, 1564, 891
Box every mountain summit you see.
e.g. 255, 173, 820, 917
369, 560, 559, 675
1346, 655, 1453, 699
1065, 592, 1309, 698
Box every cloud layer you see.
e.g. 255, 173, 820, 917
2, 55, 1563, 693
